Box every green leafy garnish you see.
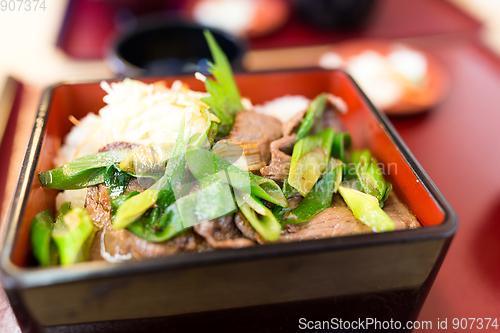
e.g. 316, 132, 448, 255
104, 165, 132, 198
201, 29, 243, 138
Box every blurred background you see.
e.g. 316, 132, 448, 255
0, 0, 497, 88
2, 0, 500, 332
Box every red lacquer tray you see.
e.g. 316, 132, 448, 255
0, 70, 456, 331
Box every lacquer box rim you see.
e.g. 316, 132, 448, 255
0, 69, 458, 292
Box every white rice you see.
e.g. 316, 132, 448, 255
254, 95, 310, 123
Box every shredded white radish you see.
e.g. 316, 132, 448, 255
55, 78, 210, 167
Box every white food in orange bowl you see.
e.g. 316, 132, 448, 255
319, 39, 449, 115
189, 0, 290, 37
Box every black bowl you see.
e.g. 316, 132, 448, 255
295, 0, 378, 31
108, 19, 246, 77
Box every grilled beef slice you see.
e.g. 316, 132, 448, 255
261, 93, 348, 182
193, 214, 255, 249
259, 134, 296, 182
228, 110, 283, 164
236, 193, 421, 244
86, 143, 205, 261
86, 183, 204, 261
260, 110, 305, 182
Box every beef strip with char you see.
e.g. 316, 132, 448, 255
87, 183, 204, 261
261, 94, 348, 182
382, 193, 421, 229
260, 110, 304, 182
86, 143, 206, 261
236, 193, 421, 244
259, 134, 296, 182
193, 214, 255, 249
228, 110, 283, 164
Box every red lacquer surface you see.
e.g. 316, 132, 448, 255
1, 1, 499, 331
9, 70, 444, 267
390, 37, 500, 328
58, 0, 480, 59
2, 38, 500, 333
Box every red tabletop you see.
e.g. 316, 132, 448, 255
2, 1, 500, 332
58, 0, 481, 59
392, 36, 500, 326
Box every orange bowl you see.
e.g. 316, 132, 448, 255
320, 39, 450, 115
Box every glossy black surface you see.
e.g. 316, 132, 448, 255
295, 0, 377, 30
109, 20, 245, 76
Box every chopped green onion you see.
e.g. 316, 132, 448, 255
127, 204, 185, 243
284, 161, 343, 224
104, 165, 132, 198
331, 132, 352, 165
112, 188, 160, 229
119, 143, 172, 178
351, 149, 392, 206
272, 180, 299, 221
186, 147, 287, 207
30, 209, 58, 266
51, 207, 96, 265
234, 189, 282, 242
111, 191, 139, 216
288, 128, 335, 197
212, 140, 265, 171
176, 179, 237, 228
56, 202, 73, 223
339, 186, 395, 232
127, 180, 236, 241
38, 150, 130, 190
296, 93, 328, 141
